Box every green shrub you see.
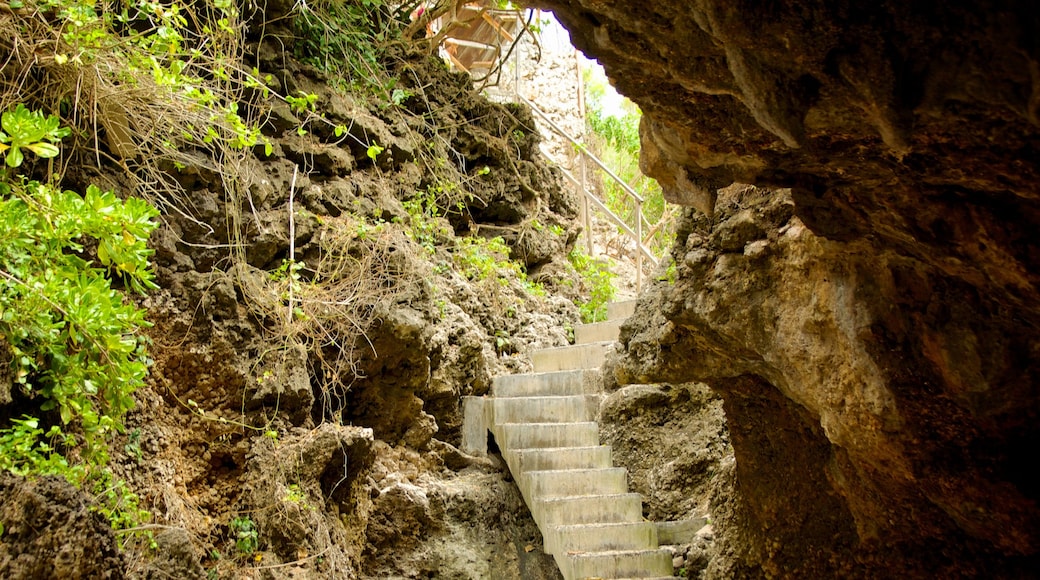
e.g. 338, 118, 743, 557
0, 106, 158, 535
231, 515, 259, 555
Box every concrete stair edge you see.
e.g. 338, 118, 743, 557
560, 548, 674, 580
544, 521, 659, 554
532, 341, 613, 373
606, 299, 638, 321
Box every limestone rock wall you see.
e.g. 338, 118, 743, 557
532, 0, 1040, 576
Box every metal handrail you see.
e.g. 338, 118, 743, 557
557, 168, 658, 266
516, 93, 655, 290
517, 94, 645, 204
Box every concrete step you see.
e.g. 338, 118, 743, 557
505, 446, 612, 475
492, 395, 597, 424
657, 518, 710, 545
532, 342, 611, 372
493, 369, 599, 398
607, 300, 638, 321
533, 493, 645, 527
574, 319, 622, 344
521, 468, 628, 500
560, 548, 673, 580
546, 521, 658, 554
494, 422, 599, 450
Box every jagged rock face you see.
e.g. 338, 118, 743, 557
531, 0, 1040, 575
0, 475, 126, 579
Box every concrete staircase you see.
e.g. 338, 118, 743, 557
463, 301, 675, 579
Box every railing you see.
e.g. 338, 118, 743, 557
515, 94, 658, 291
430, 6, 658, 291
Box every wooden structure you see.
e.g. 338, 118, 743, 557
433, 3, 524, 75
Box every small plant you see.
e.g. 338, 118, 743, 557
568, 247, 617, 323
0, 104, 71, 167
285, 91, 319, 114
230, 516, 259, 555
270, 258, 307, 321
390, 87, 413, 107
284, 483, 312, 510
401, 188, 451, 254
124, 428, 144, 464
494, 330, 511, 354
663, 260, 678, 285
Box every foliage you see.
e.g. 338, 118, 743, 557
230, 516, 259, 555
0, 106, 157, 536
401, 188, 453, 254
400, 186, 544, 299
455, 236, 545, 297
292, 0, 407, 97
1, 0, 275, 213
0, 104, 71, 167
568, 247, 617, 323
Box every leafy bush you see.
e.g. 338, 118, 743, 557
0, 106, 157, 533
2, 0, 274, 211
294, 0, 400, 79
455, 235, 545, 297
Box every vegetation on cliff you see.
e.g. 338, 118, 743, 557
0, 0, 598, 577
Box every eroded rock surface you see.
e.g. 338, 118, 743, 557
0, 475, 126, 579
527, 2, 1040, 573
613, 183, 1039, 576
598, 382, 729, 523
0, 44, 585, 578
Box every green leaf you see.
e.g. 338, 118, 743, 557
25, 143, 60, 158
6, 146, 23, 168
366, 144, 384, 161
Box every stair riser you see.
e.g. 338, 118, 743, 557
505, 446, 612, 474
545, 523, 658, 554
606, 300, 637, 320
521, 469, 627, 500
574, 320, 622, 344
532, 343, 609, 372
561, 550, 673, 580
491, 396, 596, 423
494, 423, 599, 450
533, 494, 644, 527
493, 370, 597, 397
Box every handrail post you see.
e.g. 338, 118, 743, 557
635, 198, 643, 293
583, 189, 592, 254
575, 53, 592, 255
